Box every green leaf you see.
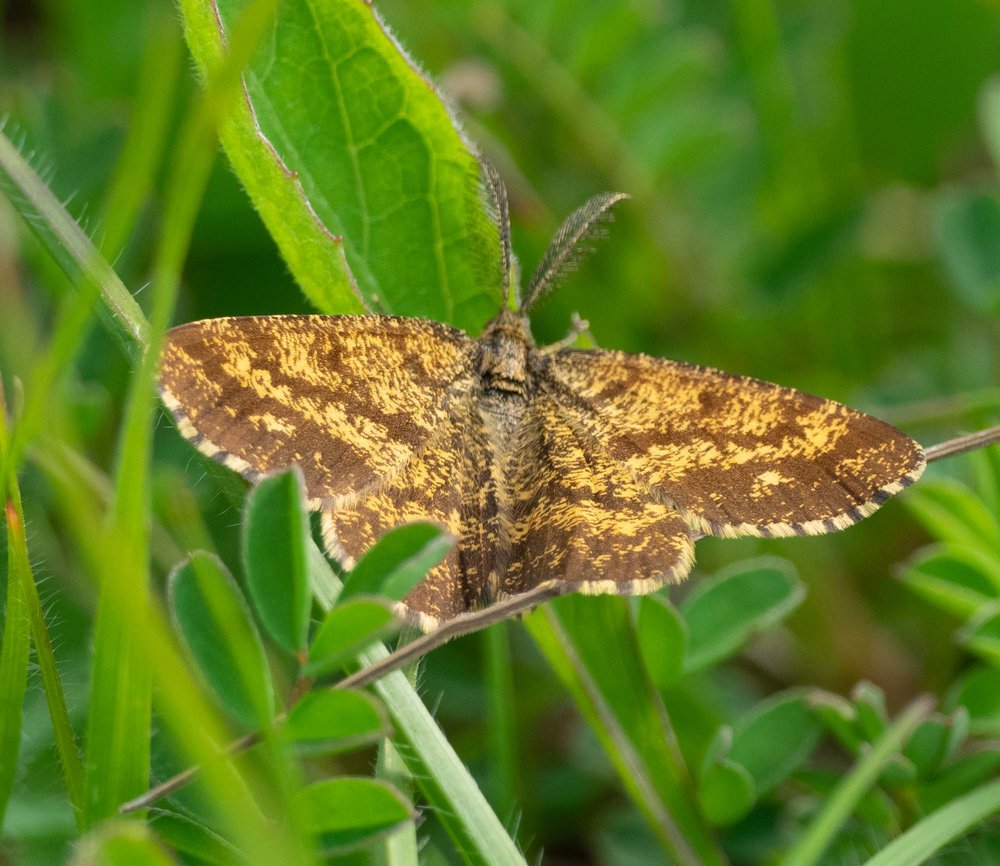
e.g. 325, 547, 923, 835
904, 715, 952, 778
948, 666, 1000, 736
808, 690, 863, 754
149, 809, 239, 865
168, 552, 275, 728
852, 680, 890, 742
729, 691, 822, 796
181, 0, 502, 329
959, 603, 1000, 668
71, 821, 177, 866
779, 697, 931, 866
283, 690, 390, 756
681, 558, 805, 673
242, 468, 312, 655
297, 777, 413, 855
905, 479, 1000, 552
340, 522, 454, 604
918, 749, 1000, 813
636, 594, 688, 688
900, 544, 1000, 618
697, 759, 755, 827
866, 778, 1000, 866
306, 599, 400, 678
933, 189, 1000, 311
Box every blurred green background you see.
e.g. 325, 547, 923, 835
2, 0, 1000, 862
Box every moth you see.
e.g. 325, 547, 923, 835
159, 170, 925, 632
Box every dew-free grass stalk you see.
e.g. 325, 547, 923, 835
0, 394, 86, 828
780, 696, 934, 866
0, 396, 32, 833
864, 777, 1000, 866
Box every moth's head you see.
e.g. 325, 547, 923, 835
477, 308, 533, 393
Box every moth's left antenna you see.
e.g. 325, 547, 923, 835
481, 157, 513, 303
521, 192, 629, 313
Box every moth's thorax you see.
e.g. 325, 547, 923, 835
475, 310, 535, 399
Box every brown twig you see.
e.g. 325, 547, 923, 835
925, 424, 1000, 463
120, 423, 1000, 815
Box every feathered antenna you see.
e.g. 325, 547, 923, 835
520, 192, 629, 312
480, 157, 513, 301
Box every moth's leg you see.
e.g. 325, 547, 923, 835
540, 312, 593, 355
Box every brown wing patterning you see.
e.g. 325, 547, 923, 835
321, 388, 502, 631
323, 390, 694, 631
160, 307, 924, 633
159, 315, 473, 506
543, 349, 926, 538
501, 400, 694, 598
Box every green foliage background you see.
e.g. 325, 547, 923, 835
2, 0, 1000, 863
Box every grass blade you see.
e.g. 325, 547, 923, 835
0, 131, 147, 357
865, 777, 1000, 866
484, 621, 518, 821
0, 411, 31, 832
84, 0, 281, 827
780, 696, 933, 866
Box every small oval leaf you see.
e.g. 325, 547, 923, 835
852, 680, 890, 742
681, 558, 804, 673
948, 666, 1000, 736
729, 691, 821, 795
905, 479, 1000, 552
900, 544, 1000, 618
297, 777, 413, 854
904, 716, 952, 778
168, 552, 274, 728
306, 598, 399, 678
697, 759, 755, 826
71, 821, 177, 866
959, 603, 1000, 668
242, 467, 312, 654
636, 594, 687, 688
808, 689, 863, 754
340, 522, 455, 604
150, 809, 239, 864
284, 690, 390, 756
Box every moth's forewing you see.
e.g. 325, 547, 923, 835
543, 349, 925, 539
159, 315, 473, 506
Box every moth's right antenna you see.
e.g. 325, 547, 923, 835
481, 157, 513, 302
521, 192, 629, 313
